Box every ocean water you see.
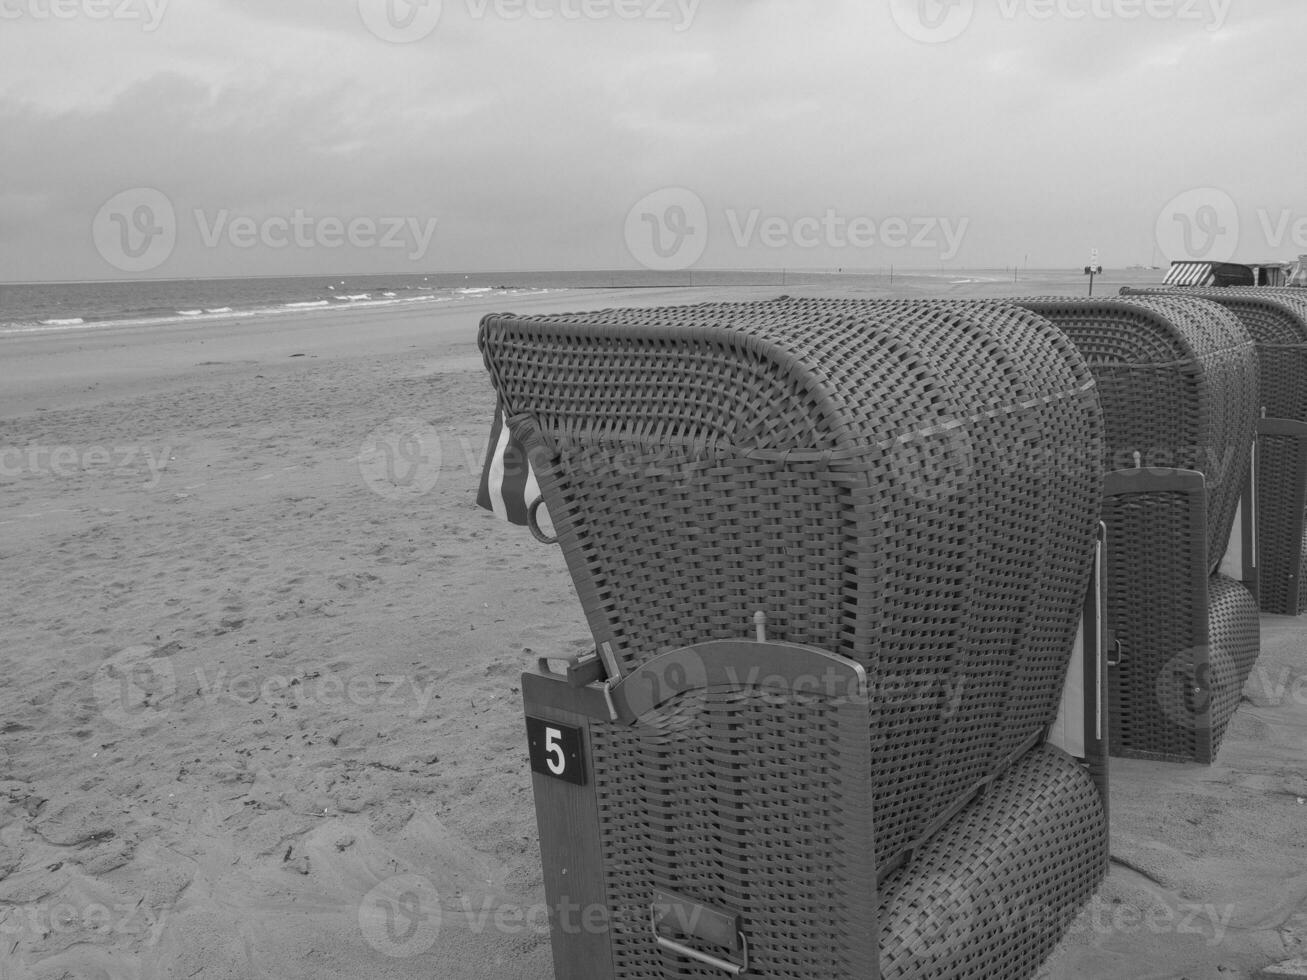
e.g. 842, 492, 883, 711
0, 270, 827, 336
0, 273, 556, 336
0, 268, 1148, 337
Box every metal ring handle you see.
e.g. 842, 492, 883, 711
526, 496, 558, 545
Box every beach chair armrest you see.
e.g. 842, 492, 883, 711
606, 639, 868, 726
1258, 418, 1307, 440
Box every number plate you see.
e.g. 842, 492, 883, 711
525, 717, 586, 785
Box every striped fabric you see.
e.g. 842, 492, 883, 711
476, 400, 540, 526
1163, 262, 1217, 287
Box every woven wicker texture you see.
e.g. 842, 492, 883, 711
1101, 482, 1260, 761
878, 745, 1107, 980
1010, 296, 1260, 761
1207, 574, 1263, 749
1122, 286, 1307, 613
1259, 428, 1307, 614
592, 687, 878, 979
1300, 512, 1307, 615
1011, 296, 1257, 567
590, 707, 1105, 979
557, 297, 1106, 771
481, 300, 1104, 880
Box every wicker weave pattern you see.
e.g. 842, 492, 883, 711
878, 745, 1106, 980
481, 301, 1103, 878
1135, 287, 1307, 418
1012, 296, 1260, 761
1207, 574, 1262, 750
593, 688, 877, 979
1122, 286, 1307, 613
591, 713, 1106, 980
1255, 431, 1307, 614
1100, 485, 1199, 758
731, 298, 1105, 766
562, 298, 1105, 765
1011, 296, 1257, 565
1100, 483, 1258, 760
1300, 508, 1307, 614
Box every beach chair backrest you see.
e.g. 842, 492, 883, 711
1013, 296, 1257, 567
480, 300, 1103, 877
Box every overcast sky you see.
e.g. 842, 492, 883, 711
2, 0, 1305, 280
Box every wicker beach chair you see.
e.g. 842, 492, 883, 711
480, 299, 1109, 979
1122, 285, 1307, 615
1010, 296, 1260, 763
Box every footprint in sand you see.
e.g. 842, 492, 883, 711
216, 591, 247, 634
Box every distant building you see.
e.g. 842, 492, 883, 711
1163, 260, 1293, 287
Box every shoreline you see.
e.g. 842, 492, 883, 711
0, 268, 1158, 416
0, 266, 1154, 342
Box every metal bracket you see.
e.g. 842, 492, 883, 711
650, 903, 748, 976
1106, 639, 1125, 669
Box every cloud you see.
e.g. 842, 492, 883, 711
2, 0, 1307, 277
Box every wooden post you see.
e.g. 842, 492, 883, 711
522, 669, 615, 980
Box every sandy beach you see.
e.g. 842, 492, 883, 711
3, 273, 1307, 980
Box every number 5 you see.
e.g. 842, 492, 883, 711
545, 727, 566, 776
